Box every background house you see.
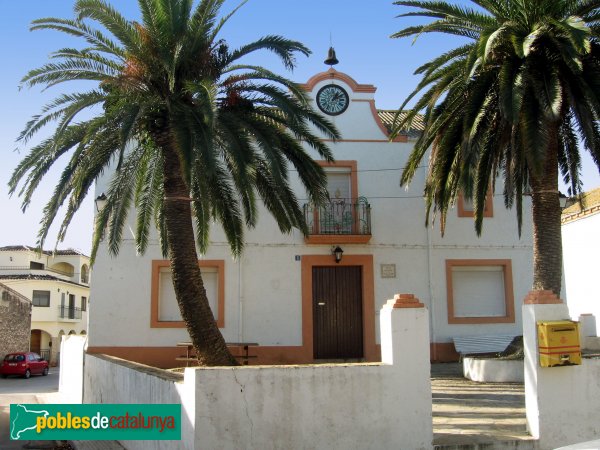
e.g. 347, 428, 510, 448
0, 283, 31, 361
87, 69, 534, 368
562, 187, 600, 330
0, 246, 90, 365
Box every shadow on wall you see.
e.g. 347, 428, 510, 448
61, 294, 433, 450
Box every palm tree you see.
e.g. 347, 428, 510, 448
9, 0, 338, 366
392, 0, 600, 296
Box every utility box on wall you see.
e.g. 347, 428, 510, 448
537, 320, 581, 367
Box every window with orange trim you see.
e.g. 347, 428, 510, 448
150, 260, 225, 328
457, 189, 494, 218
304, 161, 371, 243
446, 259, 515, 324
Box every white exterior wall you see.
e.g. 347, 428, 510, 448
88, 70, 533, 362
0, 248, 91, 285
563, 213, 600, 329
523, 300, 600, 449
4, 279, 89, 336
0, 248, 91, 366
83, 354, 194, 450
71, 301, 433, 450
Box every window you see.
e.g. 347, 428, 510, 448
446, 259, 515, 324
32, 290, 50, 307
81, 265, 89, 283
457, 189, 494, 218
150, 260, 225, 328
325, 167, 352, 201
321, 166, 353, 234
304, 160, 370, 243
81, 296, 87, 312
30, 261, 44, 270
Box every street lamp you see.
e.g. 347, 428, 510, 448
95, 193, 107, 212
332, 246, 344, 264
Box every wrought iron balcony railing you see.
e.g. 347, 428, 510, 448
57, 305, 82, 320
303, 197, 371, 235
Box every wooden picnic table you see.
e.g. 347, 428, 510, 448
176, 342, 258, 366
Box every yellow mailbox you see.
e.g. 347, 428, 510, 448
537, 320, 581, 367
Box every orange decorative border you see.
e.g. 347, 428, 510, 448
305, 235, 372, 244
300, 68, 377, 93
150, 260, 225, 329
86, 342, 462, 367
384, 293, 425, 309
445, 259, 515, 324
300, 70, 407, 143
300, 254, 377, 361
457, 189, 494, 218
524, 290, 562, 304
561, 204, 600, 224
352, 100, 408, 143
305, 161, 373, 244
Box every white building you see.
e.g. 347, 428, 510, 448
88, 69, 534, 368
0, 245, 90, 364
562, 187, 600, 330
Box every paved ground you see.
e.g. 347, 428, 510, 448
432, 363, 536, 448
0, 369, 61, 450
0, 370, 59, 395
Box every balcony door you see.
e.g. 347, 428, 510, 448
68, 294, 75, 319
312, 266, 363, 359
321, 167, 352, 234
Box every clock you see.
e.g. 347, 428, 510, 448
316, 84, 349, 116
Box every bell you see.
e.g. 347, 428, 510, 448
324, 47, 339, 66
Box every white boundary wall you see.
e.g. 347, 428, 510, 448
83, 354, 195, 450
188, 302, 432, 450
64, 298, 433, 450
463, 357, 524, 383
59, 335, 87, 404
524, 299, 600, 449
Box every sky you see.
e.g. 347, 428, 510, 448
1, 0, 599, 255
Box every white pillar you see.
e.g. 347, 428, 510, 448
381, 294, 430, 365
380, 293, 433, 448
522, 290, 596, 449
59, 335, 87, 403
522, 290, 570, 440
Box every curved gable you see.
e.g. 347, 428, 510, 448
300, 69, 406, 143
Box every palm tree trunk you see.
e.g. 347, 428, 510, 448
155, 129, 238, 366
529, 126, 563, 296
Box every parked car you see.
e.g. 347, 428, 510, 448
0, 352, 49, 379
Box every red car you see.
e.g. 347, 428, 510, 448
0, 352, 49, 379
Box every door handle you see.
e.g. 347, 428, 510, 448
317, 302, 326, 306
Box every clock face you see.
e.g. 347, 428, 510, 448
316, 84, 349, 116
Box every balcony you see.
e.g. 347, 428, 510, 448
0, 266, 81, 284
58, 305, 83, 321
303, 197, 372, 244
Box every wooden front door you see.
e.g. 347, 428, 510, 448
312, 266, 363, 359
30, 330, 41, 353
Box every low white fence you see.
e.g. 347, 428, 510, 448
62, 294, 433, 450
83, 354, 194, 450
59, 335, 86, 403
523, 291, 600, 449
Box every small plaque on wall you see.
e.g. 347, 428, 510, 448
380, 264, 396, 279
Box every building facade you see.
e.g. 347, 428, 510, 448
0, 246, 90, 365
87, 69, 534, 368
562, 187, 600, 330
